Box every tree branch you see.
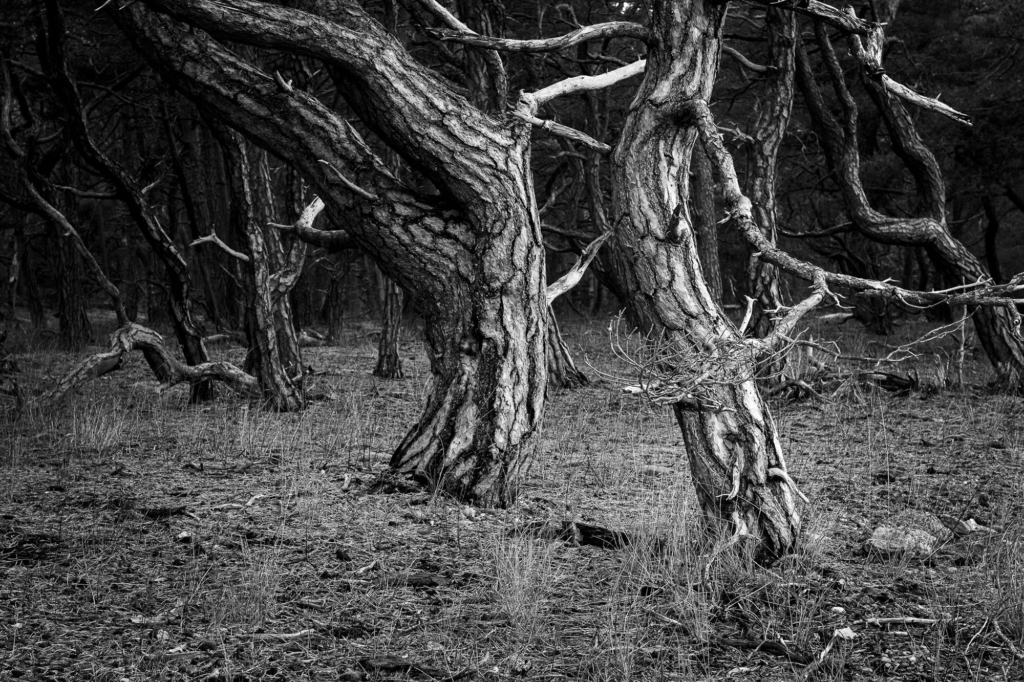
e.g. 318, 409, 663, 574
433, 21, 650, 52
546, 231, 611, 304
528, 60, 646, 107
191, 233, 251, 262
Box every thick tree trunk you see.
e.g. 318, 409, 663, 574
114, 0, 547, 505
609, 1, 800, 558
373, 275, 404, 379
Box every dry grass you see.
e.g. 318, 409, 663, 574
0, 313, 1022, 680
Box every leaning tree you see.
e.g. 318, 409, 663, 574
21, 0, 1021, 559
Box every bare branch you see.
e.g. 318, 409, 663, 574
529, 60, 646, 107
547, 231, 611, 304
434, 21, 650, 52
722, 45, 769, 73
843, 8, 971, 126
191, 233, 251, 262
319, 160, 379, 201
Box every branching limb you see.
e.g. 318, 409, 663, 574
547, 231, 611, 305
510, 110, 611, 153
40, 323, 259, 405
690, 99, 1024, 311
191, 233, 251, 262
433, 21, 650, 52
743, 0, 875, 36
528, 60, 646, 107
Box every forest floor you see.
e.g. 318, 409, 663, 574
1, 311, 1022, 682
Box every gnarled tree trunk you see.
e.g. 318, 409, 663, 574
116, 0, 547, 506
609, 0, 800, 559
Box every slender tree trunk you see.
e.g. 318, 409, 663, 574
546, 305, 588, 389
216, 127, 304, 411
691, 145, 722, 306
53, 223, 92, 351
373, 275, 404, 379
746, 8, 796, 343
982, 196, 1003, 284
610, 0, 800, 558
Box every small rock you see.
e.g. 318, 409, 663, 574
831, 606, 846, 615
866, 526, 937, 559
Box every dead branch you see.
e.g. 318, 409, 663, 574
432, 21, 649, 52
510, 110, 611, 154
528, 60, 646, 107
546, 231, 611, 304
190, 233, 251, 262
40, 323, 259, 405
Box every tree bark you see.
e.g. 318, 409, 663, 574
216, 127, 305, 412
115, 0, 547, 506
982, 196, 1003, 284
373, 275, 404, 379
691, 144, 722, 307
609, 1, 800, 559
746, 8, 795, 342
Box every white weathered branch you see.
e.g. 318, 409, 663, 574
191, 233, 250, 262
433, 21, 649, 52
511, 110, 611, 154
546, 231, 611, 305
844, 8, 971, 126
529, 60, 646, 107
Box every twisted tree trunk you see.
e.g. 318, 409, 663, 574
609, 0, 800, 559
117, 0, 547, 506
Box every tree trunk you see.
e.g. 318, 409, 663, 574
373, 275, 404, 379
53, 225, 92, 351
216, 127, 304, 412
746, 8, 796, 343
982, 196, 1003, 284
691, 145, 722, 307
609, 1, 800, 559
546, 305, 588, 389
113, 0, 549, 505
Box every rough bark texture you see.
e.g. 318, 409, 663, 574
691, 145, 722, 307
373, 276, 404, 379
546, 305, 589, 389
746, 8, 795, 343
216, 127, 305, 412
116, 0, 547, 506
609, 0, 800, 558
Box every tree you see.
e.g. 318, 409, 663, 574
115, 0, 548, 507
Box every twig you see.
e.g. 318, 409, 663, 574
190, 233, 250, 263
319, 160, 378, 201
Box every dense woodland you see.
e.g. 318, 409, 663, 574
1, 1, 1024, 679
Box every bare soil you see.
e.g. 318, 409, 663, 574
1, 315, 1022, 681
